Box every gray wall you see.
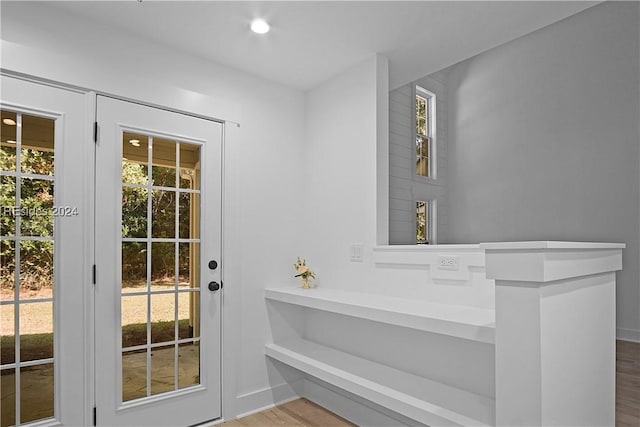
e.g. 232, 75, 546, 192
445, 2, 640, 339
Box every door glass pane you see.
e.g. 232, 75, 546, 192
178, 342, 200, 389
122, 242, 147, 291
122, 350, 147, 402
21, 363, 54, 423
179, 193, 200, 239
150, 344, 175, 395
122, 187, 148, 238
1, 110, 17, 172
152, 190, 176, 238
150, 293, 175, 344
19, 302, 53, 362
121, 295, 147, 348
1, 368, 16, 427
1, 304, 15, 364
19, 240, 53, 300
21, 114, 54, 176
178, 291, 199, 340
1, 240, 15, 301
177, 292, 192, 339
179, 143, 199, 190
178, 242, 199, 289
152, 138, 176, 188
122, 133, 149, 185
0, 177, 16, 237
121, 134, 201, 403
20, 178, 54, 237
1, 112, 56, 425
151, 242, 175, 290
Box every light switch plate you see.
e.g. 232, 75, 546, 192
350, 244, 363, 262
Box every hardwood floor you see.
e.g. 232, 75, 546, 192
616, 340, 640, 427
226, 340, 640, 427
221, 398, 355, 427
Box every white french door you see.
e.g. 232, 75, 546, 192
94, 96, 222, 426
0, 75, 88, 426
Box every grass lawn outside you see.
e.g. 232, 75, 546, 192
1, 319, 193, 365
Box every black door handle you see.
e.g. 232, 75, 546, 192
208, 281, 222, 292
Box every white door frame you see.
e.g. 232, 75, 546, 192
1, 70, 234, 426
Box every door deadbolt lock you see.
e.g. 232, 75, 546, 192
208, 260, 218, 270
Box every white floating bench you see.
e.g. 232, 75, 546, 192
266, 242, 624, 427
265, 287, 495, 344
265, 286, 496, 425
266, 339, 495, 427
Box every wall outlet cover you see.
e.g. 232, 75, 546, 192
437, 255, 459, 271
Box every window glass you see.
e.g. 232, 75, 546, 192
415, 89, 433, 178
416, 201, 429, 244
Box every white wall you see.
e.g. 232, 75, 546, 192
1, 1, 308, 418
389, 84, 415, 245
303, 56, 383, 291
444, 2, 640, 340
389, 74, 450, 244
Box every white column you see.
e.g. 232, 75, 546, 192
481, 241, 624, 427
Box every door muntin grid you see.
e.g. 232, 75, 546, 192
120, 130, 202, 404
1, 110, 57, 427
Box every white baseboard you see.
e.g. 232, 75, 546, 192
302, 377, 420, 427
234, 379, 303, 419
617, 328, 640, 343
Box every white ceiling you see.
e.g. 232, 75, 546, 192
51, 1, 599, 91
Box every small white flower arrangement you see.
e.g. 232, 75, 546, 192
294, 257, 315, 289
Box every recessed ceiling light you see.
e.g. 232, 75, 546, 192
3, 118, 16, 126
6, 140, 16, 144
129, 139, 141, 147
250, 19, 270, 34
